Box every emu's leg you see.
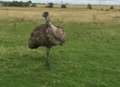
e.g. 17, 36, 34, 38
46, 47, 51, 70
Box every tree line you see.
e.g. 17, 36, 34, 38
0, 1, 36, 7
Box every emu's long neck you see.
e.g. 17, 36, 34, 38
45, 16, 50, 25
49, 23, 57, 31
44, 16, 58, 31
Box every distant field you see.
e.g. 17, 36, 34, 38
0, 7, 120, 87
0, 7, 120, 23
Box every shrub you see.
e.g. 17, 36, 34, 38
110, 5, 114, 9
46, 3, 54, 8
31, 4, 36, 7
61, 4, 67, 8
87, 4, 92, 9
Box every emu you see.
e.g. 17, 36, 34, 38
28, 12, 65, 70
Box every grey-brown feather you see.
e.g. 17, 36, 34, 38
28, 24, 65, 49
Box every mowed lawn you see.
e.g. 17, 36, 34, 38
0, 18, 120, 87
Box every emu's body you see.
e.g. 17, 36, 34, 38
28, 12, 65, 69
28, 24, 65, 49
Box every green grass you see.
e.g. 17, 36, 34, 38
0, 20, 120, 87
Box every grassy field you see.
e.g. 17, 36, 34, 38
0, 7, 120, 87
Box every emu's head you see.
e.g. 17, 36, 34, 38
42, 11, 49, 18
42, 12, 50, 23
